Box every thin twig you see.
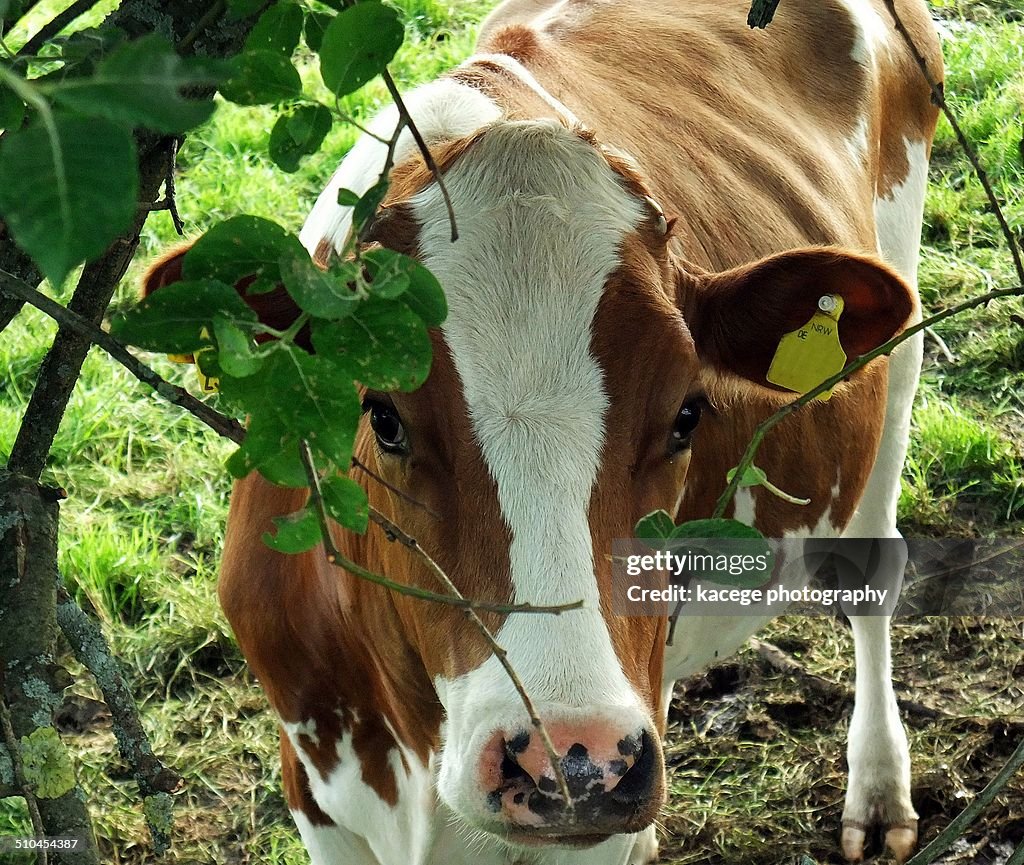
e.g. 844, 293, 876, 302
925, 325, 955, 362
904, 734, 1024, 865
381, 69, 459, 243
14, 0, 103, 60
0, 696, 48, 865
370, 508, 576, 813
332, 108, 391, 145
351, 456, 440, 519
165, 137, 184, 236
299, 443, 581, 617
747, 0, 782, 29
299, 442, 576, 812
0, 268, 246, 445
354, 111, 408, 247
712, 284, 1023, 519
882, 0, 1024, 286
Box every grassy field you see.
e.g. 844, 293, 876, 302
1, 0, 1022, 863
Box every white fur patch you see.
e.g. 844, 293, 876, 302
299, 79, 502, 256
410, 120, 650, 818
284, 717, 435, 865
835, 0, 891, 66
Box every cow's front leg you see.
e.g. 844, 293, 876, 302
842, 612, 917, 862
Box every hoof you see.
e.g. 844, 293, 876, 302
842, 820, 918, 862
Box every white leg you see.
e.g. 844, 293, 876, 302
843, 611, 917, 862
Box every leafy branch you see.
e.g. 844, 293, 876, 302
298, 442, 576, 809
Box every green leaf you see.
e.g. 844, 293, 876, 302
47, 35, 222, 133
263, 506, 322, 553
0, 84, 25, 130
246, 2, 304, 56
220, 49, 302, 105
337, 188, 360, 207
227, 0, 265, 17
318, 1, 404, 98
0, 114, 137, 287
269, 103, 332, 173
280, 249, 361, 319
321, 475, 369, 533
725, 462, 810, 505
726, 465, 769, 488
226, 413, 307, 487
353, 177, 389, 232
220, 349, 362, 469
312, 298, 432, 391
111, 279, 257, 353
400, 260, 447, 326
184, 215, 306, 289
303, 10, 332, 52
214, 316, 264, 376
669, 518, 765, 540
362, 248, 411, 298
635, 510, 676, 540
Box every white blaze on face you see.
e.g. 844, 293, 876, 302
410, 121, 650, 814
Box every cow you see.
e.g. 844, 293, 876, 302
144, 0, 941, 862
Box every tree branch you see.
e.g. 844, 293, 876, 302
0, 696, 47, 863
55, 582, 182, 853
0, 268, 245, 445
351, 457, 440, 520
298, 444, 580, 617
0, 473, 100, 864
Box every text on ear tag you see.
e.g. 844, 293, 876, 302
766, 294, 846, 401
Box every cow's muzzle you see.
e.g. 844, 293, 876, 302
479, 721, 664, 838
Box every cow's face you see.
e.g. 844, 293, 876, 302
352, 120, 913, 844
144, 119, 913, 848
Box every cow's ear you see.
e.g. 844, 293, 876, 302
141, 243, 306, 352
679, 248, 915, 389
142, 244, 191, 297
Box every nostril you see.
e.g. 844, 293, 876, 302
608, 730, 656, 804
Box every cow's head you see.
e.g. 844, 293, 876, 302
145, 119, 913, 847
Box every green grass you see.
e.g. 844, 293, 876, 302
1, 0, 1023, 863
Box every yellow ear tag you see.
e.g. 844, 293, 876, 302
166, 328, 219, 393
195, 345, 220, 394
766, 294, 846, 401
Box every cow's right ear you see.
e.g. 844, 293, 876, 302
677, 247, 915, 393
142, 244, 191, 297
141, 243, 306, 353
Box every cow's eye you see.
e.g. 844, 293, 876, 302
670, 399, 702, 452
363, 398, 408, 454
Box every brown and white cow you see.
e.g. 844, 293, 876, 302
147, 0, 942, 862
